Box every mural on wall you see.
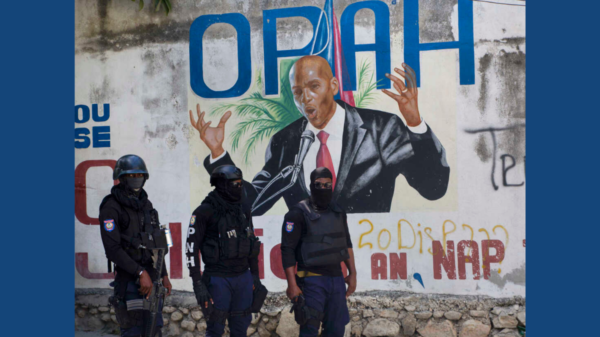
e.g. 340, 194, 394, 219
75, 0, 525, 296
189, 56, 450, 215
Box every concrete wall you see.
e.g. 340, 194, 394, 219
75, 0, 525, 300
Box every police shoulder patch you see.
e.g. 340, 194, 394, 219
190, 215, 196, 226
104, 219, 115, 232
286, 222, 294, 233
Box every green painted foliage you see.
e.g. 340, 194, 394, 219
131, 0, 172, 16
211, 58, 302, 164
354, 59, 384, 109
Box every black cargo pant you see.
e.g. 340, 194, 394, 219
111, 280, 164, 337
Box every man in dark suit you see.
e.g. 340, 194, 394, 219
189, 55, 449, 215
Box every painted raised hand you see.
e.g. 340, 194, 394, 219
189, 103, 231, 158
382, 63, 421, 127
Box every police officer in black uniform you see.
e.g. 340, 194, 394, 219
186, 165, 266, 337
281, 167, 357, 337
99, 154, 172, 337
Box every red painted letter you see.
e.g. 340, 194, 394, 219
433, 240, 456, 280
390, 252, 407, 280
457, 240, 480, 280
371, 253, 387, 280
169, 223, 182, 279
270, 244, 286, 279
482, 239, 505, 279
75, 160, 117, 225
75, 253, 113, 279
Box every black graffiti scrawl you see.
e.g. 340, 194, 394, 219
465, 124, 526, 190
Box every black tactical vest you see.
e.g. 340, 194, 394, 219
101, 195, 160, 268
201, 210, 261, 266
293, 199, 350, 267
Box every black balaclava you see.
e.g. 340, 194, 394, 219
310, 167, 333, 210
119, 176, 146, 197
215, 179, 243, 203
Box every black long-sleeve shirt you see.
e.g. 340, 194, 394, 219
99, 198, 167, 279
280, 207, 353, 277
186, 202, 259, 283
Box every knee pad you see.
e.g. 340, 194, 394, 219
109, 296, 144, 330
229, 307, 252, 319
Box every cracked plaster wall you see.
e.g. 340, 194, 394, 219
75, 0, 525, 299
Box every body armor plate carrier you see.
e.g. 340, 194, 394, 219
293, 200, 349, 267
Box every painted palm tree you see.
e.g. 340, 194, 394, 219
210, 59, 301, 164
354, 59, 384, 109
211, 58, 381, 165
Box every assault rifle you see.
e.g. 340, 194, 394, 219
126, 225, 173, 337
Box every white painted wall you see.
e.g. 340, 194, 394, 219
75, 0, 525, 298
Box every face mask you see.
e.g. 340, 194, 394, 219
226, 181, 243, 201
216, 180, 243, 202
126, 177, 145, 191
310, 183, 332, 210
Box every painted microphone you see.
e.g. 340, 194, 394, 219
251, 129, 315, 212
294, 130, 315, 168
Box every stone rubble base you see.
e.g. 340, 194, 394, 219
75, 289, 525, 337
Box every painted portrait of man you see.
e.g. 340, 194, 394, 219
190, 55, 449, 215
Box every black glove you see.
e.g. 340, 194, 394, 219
193, 280, 212, 307
252, 274, 263, 290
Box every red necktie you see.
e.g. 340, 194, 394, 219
316, 131, 337, 189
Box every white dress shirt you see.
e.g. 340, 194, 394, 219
302, 102, 346, 189
301, 102, 427, 191
211, 102, 428, 193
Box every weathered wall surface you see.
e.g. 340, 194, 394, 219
75, 0, 525, 327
